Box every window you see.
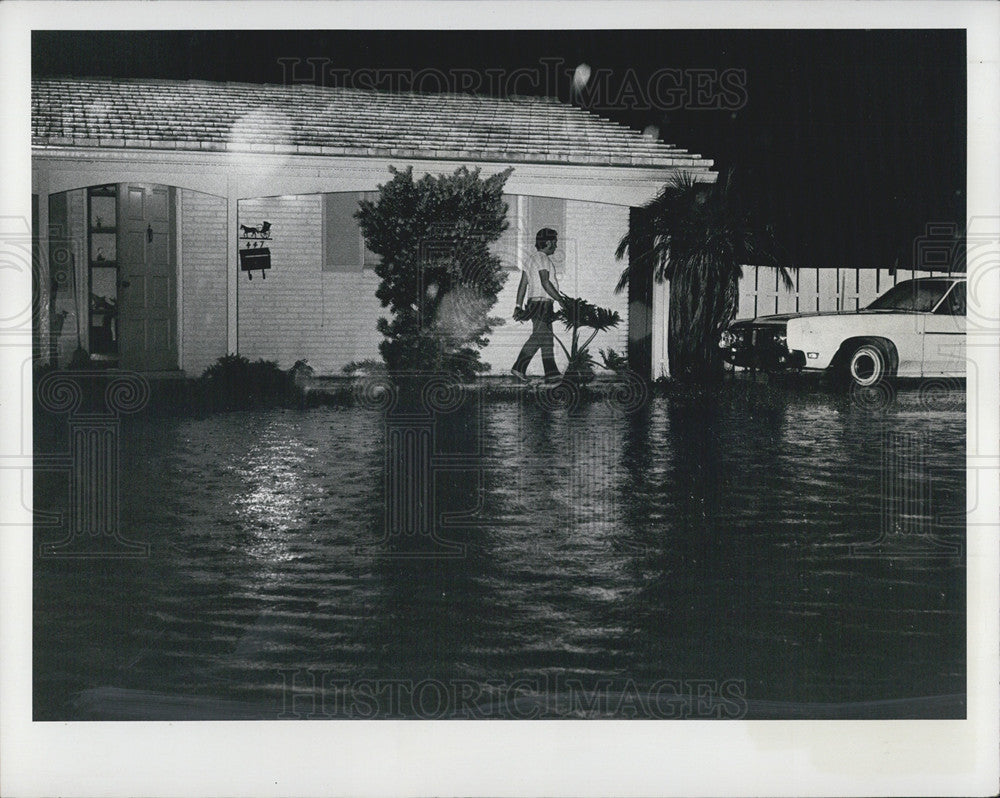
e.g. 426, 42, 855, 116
325, 192, 567, 274
490, 195, 568, 272
525, 195, 567, 274
525, 196, 566, 247
866, 279, 953, 312
323, 192, 379, 272
936, 280, 966, 316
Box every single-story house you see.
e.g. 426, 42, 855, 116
31, 77, 715, 378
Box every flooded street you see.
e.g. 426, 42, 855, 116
33, 380, 965, 719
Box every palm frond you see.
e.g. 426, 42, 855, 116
612, 168, 794, 380
554, 296, 621, 332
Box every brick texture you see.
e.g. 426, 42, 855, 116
236, 195, 383, 374
233, 194, 629, 376
179, 189, 228, 374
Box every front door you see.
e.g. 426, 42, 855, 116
118, 184, 177, 371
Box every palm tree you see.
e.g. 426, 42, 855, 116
615, 170, 790, 382
552, 296, 621, 385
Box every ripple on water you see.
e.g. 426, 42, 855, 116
34, 386, 966, 718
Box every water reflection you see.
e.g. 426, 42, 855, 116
368, 396, 504, 686
232, 421, 312, 571
34, 383, 966, 719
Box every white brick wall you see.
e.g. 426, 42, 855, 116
51, 188, 88, 366
179, 189, 228, 374
484, 200, 630, 375
236, 194, 383, 374
178, 192, 630, 377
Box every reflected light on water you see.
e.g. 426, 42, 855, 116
32, 385, 967, 720
232, 424, 314, 573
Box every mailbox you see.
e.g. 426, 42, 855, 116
239, 220, 272, 280
239, 247, 271, 280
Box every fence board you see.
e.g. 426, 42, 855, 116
732, 266, 944, 321
857, 269, 879, 309
775, 268, 798, 314
817, 269, 841, 313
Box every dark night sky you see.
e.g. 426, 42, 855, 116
32, 29, 966, 269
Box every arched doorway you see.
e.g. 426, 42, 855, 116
46, 183, 178, 371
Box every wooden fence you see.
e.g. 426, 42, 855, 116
736, 266, 939, 319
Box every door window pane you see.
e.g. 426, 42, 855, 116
937, 281, 966, 316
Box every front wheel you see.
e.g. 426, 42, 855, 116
844, 340, 892, 387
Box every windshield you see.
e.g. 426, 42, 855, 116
866, 279, 954, 312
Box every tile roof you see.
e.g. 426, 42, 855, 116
32, 77, 713, 170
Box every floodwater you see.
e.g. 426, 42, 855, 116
33, 379, 966, 719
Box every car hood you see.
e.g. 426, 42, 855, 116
731, 309, 910, 327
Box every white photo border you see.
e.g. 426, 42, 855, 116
2, 2, 998, 796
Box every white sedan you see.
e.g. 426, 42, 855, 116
719, 276, 966, 386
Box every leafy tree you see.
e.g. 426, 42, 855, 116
356, 166, 513, 381
615, 170, 789, 382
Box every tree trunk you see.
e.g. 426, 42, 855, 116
626, 207, 655, 379
667, 257, 738, 382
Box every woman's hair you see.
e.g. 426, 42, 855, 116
535, 227, 558, 250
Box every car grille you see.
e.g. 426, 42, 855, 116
722, 323, 792, 369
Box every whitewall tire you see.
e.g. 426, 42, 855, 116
846, 341, 891, 387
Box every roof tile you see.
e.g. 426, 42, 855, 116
32, 77, 714, 172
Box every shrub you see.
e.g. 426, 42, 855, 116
599, 347, 629, 373
200, 353, 295, 408
355, 165, 513, 382
615, 171, 786, 382
342, 358, 387, 376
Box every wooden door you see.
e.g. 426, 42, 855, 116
118, 184, 177, 370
